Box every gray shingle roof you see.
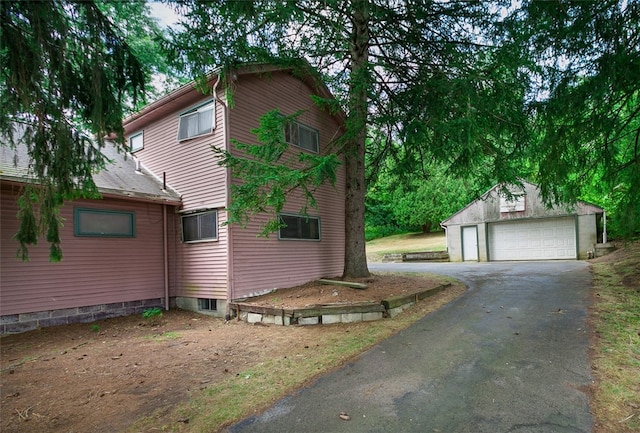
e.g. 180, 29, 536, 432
0, 130, 181, 204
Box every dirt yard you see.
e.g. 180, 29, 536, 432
0, 273, 461, 433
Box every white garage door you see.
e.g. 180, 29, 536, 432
488, 217, 577, 261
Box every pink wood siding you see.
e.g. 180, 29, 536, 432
1, 183, 174, 316
227, 71, 346, 299
125, 97, 229, 300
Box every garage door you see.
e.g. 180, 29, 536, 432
488, 217, 576, 261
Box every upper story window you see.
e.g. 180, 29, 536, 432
129, 131, 143, 152
285, 120, 319, 153
278, 213, 321, 240
499, 194, 525, 212
181, 209, 218, 243
178, 100, 215, 141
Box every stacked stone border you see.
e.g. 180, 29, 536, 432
382, 251, 449, 262
229, 283, 451, 326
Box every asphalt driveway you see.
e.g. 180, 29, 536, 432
227, 261, 593, 433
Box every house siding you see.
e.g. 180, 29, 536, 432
1, 183, 173, 319
445, 225, 462, 262
125, 96, 229, 301
227, 71, 346, 299
478, 223, 489, 261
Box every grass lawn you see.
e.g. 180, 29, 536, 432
590, 241, 640, 433
366, 231, 446, 261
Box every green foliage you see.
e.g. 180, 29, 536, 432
95, 0, 187, 100
506, 0, 640, 239
391, 168, 479, 233
213, 110, 341, 236
365, 150, 484, 240
591, 242, 640, 431
166, 0, 528, 278
166, 0, 638, 275
364, 130, 488, 239
1, 0, 146, 261
142, 307, 163, 320
90, 324, 100, 333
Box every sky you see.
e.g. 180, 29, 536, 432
148, 1, 181, 29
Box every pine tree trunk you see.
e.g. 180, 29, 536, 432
343, 0, 370, 279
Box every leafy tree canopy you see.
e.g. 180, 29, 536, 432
96, 0, 188, 100
167, 0, 529, 277
1, 0, 147, 260
509, 0, 640, 238
212, 110, 341, 235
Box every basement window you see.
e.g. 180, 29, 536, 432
198, 298, 217, 311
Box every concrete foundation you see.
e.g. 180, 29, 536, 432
1, 298, 164, 334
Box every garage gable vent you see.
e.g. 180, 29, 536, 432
500, 194, 525, 212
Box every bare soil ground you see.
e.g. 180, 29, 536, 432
0, 273, 459, 433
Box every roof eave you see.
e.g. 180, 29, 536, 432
1, 177, 181, 206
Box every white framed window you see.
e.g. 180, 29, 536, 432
178, 100, 215, 141
285, 120, 319, 153
129, 131, 143, 152
181, 209, 218, 243
278, 213, 321, 240
499, 194, 525, 212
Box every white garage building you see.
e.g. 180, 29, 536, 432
441, 181, 605, 262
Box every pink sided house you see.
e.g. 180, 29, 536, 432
122, 63, 346, 319
1, 136, 181, 333
0, 64, 346, 333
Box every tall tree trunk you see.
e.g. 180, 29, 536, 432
343, 0, 370, 278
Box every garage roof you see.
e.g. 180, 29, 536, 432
441, 181, 603, 227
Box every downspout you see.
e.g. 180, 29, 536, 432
441, 223, 448, 252
602, 211, 607, 244
163, 203, 169, 311
213, 73, 234, 319
574, 214, 580, 259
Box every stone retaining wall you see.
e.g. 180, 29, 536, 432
382, 251, 449, 262
229, 283, 451, 326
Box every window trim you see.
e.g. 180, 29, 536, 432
129, 131, 143, 152
198, 298, 217, 312
177, 100, 215, 141
74, 207, 136, 238
285, 120, 320, 153
181, 209, 218, 243
278, 213, 321, 241
499, 194, 526, 212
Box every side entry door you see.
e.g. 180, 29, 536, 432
462, 225, 479, 261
